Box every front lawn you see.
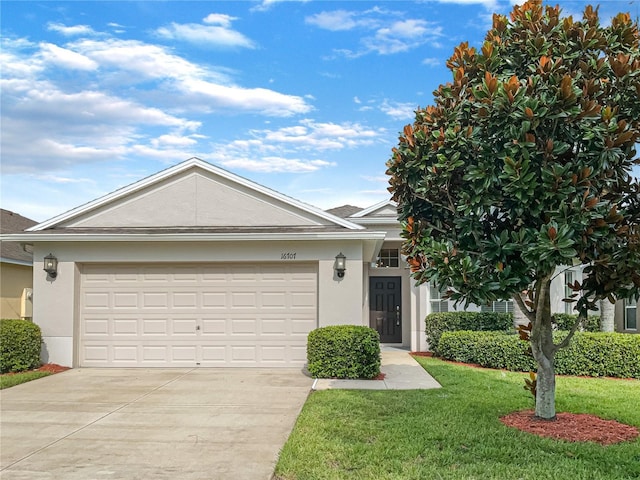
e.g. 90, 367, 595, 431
0, 370, 52, 389
275, 356, 640, 480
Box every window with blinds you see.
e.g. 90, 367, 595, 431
625, 298, 637, 331
564, 271, 574, 314
429, 283, 449, 313
480, 301, 515, 313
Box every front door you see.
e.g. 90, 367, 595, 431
369, 276, 402, 343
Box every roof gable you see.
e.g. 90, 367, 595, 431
1, 209, 37, 264
350, 200, 398, 219
30, 158, 363, 231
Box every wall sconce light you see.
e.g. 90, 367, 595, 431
43, 253, 58, 278
334, 252, 346, 278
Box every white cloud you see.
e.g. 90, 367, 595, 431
34, 174, 95, 184
203, 13, 236, 27
155, 20, 255, 49
151, 134, 204, 148
307, 9, 443, 57
207, 119, 385, 174
181, 78, 311, 116
251, 0, 310, 13
218, 157, 334, 173
39, 43, 98, 70
305, 10, 362, 31
0, 30, 312, 174
422, 57, 441, 67
47, 23, 96, 36
380, 100, 417, 120
435, 0, 499, 9
65, 38, 311, 116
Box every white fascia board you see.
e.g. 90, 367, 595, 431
0, 257, 33, 266
350, 217, 399, 226
350, 199, 397, 218
28, 157, 364, 232
5, 231, 387, 243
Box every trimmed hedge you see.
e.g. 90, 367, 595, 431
307, 325, 380, 379
0, 319, 42, 373
552, 313, 601, 332
425, 312, 514, 354
439, 330, 640, 379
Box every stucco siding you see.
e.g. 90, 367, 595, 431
0, 263, 32, 318
62, 171, 329, 228
32, 240, 365, 366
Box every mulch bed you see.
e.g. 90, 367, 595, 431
501, 410, 639, 445
411, 352, 639, 446
1, 363, 70, 376
36, 363, 70, 374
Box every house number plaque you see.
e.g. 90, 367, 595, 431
281, 252, 297, 260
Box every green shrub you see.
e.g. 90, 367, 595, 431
0, 319, 42, 373
307, 325, 380, 379
439, 331, 535, 371
425, 312, 513, 354
552, 313, 600, 332
555, 332, 640, 378
438, 330, 640, 379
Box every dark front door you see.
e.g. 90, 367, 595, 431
369, 276, 402, 343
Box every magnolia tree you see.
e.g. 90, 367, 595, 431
387, 0, 640, 420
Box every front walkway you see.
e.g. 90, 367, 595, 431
312, 346, 441, 390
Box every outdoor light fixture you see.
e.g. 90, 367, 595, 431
43, 253, 58, 278
334, 252, 346, 278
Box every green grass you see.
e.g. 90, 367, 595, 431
275, 357, 640, 480
0, 370, 52, 389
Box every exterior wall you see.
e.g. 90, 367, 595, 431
32, 240, 365, 367
615, 298, 639, 334
363, 238, 430, 351
64, 171, 329, 228
0, 262, 33, 319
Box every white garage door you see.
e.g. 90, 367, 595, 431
79, 263, 317, 367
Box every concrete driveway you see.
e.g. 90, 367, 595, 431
0, 368, 312, 480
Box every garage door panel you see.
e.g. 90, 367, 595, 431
80, 263, 317, 367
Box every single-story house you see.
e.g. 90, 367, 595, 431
6, 158, 637, 368
0, 209, 37, 319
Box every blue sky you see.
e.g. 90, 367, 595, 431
2, 0, 638, 222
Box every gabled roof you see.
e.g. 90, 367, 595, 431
325, 205, 363, 218
0, 209, 37, 265
349, 200, 397, 218
1, 158, 394, 244
347, 200, 399, 227
28, 158, 365, 233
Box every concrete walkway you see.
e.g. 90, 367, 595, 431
312, 347, 441, 390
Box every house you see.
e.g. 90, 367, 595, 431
8, 158, 402, 368
0, 209, 37, 319
6, 158, 637, 368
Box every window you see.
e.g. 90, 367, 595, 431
564, 271, 574, 314
481, 301, 515, 313
374, 249, 399, 268
429, 283, 448, 313
625, 298, 637, 331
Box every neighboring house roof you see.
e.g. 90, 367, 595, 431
348, 200, 399, 227
325, 205, 363, 218
9, 158, 387, 243
0, 209, 37, 265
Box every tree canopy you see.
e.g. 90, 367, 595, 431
388, 1, 640, 311
386, 0, 640, 419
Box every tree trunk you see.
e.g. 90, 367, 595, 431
600, 299, 615, 332
529, 274, 557, 420
512, 292, 529, 328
